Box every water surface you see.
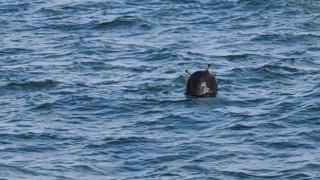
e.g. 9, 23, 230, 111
1, 0, 320, 179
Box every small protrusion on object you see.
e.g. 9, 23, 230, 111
206, 64, 211, 71
212, 73, 217, 78
185, 70, 191, 75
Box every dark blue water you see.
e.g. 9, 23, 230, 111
1, 0, 320, 179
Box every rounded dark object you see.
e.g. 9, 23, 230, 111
185, 64, 218, 98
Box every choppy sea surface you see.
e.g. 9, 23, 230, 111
1, 0, 320, 179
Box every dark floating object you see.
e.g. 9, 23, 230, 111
185, 64, 218, 98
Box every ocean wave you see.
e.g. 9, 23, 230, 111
2, 80, 59, 91
94, 16, 154, 31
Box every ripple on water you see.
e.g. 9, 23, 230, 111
2, 80, 59, 91
94, 17, 154, 31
